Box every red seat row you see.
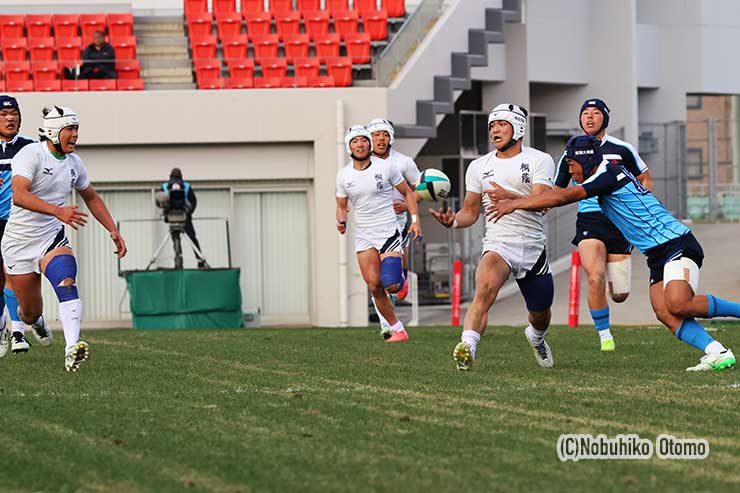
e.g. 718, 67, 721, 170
195, 55, 352, 86
197, 74, 336, 89
1, 60, 141, 80
0, 78, 144, 92
187, 0, 404, 18
0, 13, 134, 44
188, 9, 388, 41
191, 32, 370, 63
2, 36, 137, 63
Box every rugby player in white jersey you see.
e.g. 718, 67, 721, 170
367, 118, 421, 331
2, 106, 127, 371
430, 104, 556, 370
336, 125, 421, 342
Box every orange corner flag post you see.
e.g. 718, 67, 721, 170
568, 250, 581, 327
451, 259, 462, 326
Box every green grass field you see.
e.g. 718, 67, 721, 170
1, 324, 738, 492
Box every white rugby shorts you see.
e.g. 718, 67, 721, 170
1, 227, 70, 275
482, 238, 550, 280
354, 224, 403, 254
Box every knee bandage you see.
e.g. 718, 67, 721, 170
606, 257, 631, 296
44, 254, 79, 302
380, 256, 404, 290
663, 257, 699, 292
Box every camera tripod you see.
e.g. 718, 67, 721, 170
145, 222, 210, 270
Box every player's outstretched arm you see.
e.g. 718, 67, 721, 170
336, 197, 349, 235
11, 176, 88, 229
637, 170, 654, 192
487, 186, 586, 222
429, 191, 481, 229
78, 185, 127, 258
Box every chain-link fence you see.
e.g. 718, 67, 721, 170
638, 122, 687, 218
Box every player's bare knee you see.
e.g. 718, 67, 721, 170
665, 297, 693, 319
368, 282, 385, 298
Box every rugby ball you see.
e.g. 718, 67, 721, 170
416, 169, 451, 201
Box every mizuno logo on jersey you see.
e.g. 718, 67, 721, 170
346, 181, 354, 188
482, 170, 495, 179
43, 167, 53, 175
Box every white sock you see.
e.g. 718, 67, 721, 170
390, 320, 404, 333
526, 325, 547, 345
705, 340, 727, 355
598, 329, 613, 342
11, 320, 24, 335
461, 329, 481, 357
372, 297, 390, 328
59, 299, 82, 351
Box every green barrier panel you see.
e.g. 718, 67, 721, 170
126, 268, 244, 329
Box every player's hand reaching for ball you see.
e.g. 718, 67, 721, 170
110, 230, 127, 258
56, 204, 88, 230
429, 207, 456, 228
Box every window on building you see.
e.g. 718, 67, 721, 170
687, 147, 704, 179
686, 95, 702, 110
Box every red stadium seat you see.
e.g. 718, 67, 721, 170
26, 15, 53, 39
326, 56, 352, 86
214, 0, 237, 17
226, 76, 253, 89
2, 38, 28, 62
382, 0, 405, 17
257, 58, 287, 78
90, 79, 117, 91
56, 37, 82, 64
280, 76, 309, 88
269, 0, 295, 13
34, 79, 62, 92
221, 35, 248, 60
241, 0, 264, 13
80, 14, 107, 44
297, 0, 321, 10
116, 59, 141, 79
313, 33, 340, 61
53, 15, 80, 38
61, 79, 89, 91
194, 59, 222, 81
0, 81, 4, 92
107, 14, 134, 39
302, 10, 329, 39
31, 61, 59, 81
197, 76, 225, 89
187, 12, 214, 38
326, 0, 350, 13
5, 80, 33, 92
254, 76, 281, 88
244, 12, 273, 36
343, 32, 371, 64
216, 13, 242, 38
307, 75, 335, 87
226, 58, 255, 79
5, 62, 30, 81
29, 37, 55, 62
362, 9, 388, 40
117, 78, 145, 90
275, 11, 301, 40
251, 34, 279, 58
354, 0, 379, 14
0, 15, 25, 39
283, 34, 309, 63
332, 11, 359, 37
190, 35, 217, 60
111, 36, 137, 61
185, 0, 208, 16
293, 57, 320, 78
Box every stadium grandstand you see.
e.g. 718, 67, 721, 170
6, 0, 740, 331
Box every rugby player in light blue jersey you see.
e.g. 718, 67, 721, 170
487, 135, 735, 372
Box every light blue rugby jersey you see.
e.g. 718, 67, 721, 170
556, 134, 649, 214
0, 135, 35, 220
580, 161, 690, 254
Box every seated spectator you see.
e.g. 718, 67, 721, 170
65, 31, 117, 80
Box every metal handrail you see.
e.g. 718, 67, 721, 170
373, 0, 444, 86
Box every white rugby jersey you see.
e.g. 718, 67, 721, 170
466, 146, 555, 241
6, 142, 90, 241
336, 156, 403, 230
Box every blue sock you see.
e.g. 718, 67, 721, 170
4, 288, 20, 322
676, 319, 714, 351
590, 307, 610, 332
706, 294, 740, 318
